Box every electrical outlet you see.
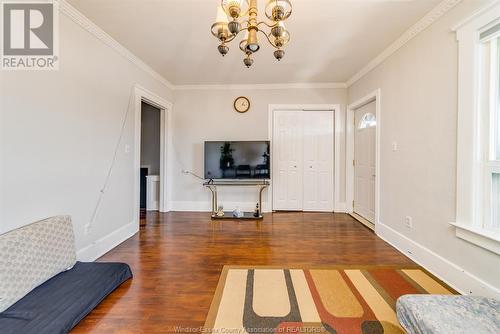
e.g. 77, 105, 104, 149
392, 141, 398, 152
84, 224, 91, 235
124, 144, 131, 154
404, 216, 413, 228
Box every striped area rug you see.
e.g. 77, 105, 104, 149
205, 266, 455, 334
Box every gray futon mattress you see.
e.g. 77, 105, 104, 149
0, 261, 132, 334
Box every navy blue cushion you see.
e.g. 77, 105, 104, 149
0, 261, 132, 334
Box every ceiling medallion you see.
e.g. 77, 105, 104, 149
211, 0, 292, 68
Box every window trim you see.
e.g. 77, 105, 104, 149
453, 3, 500, 255
450, 222, 500, 255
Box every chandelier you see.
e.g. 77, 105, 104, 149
211, 0, 292, 68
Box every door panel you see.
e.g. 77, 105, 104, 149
273, 111, 303, 210
354, 102, 376, 222
303, 113, 317, 209
303, 111, 334, 211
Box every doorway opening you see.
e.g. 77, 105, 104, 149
133, 85, 172, 229
346, 89, 381, 231
140, 102, 161, 221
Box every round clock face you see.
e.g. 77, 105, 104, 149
234, 96, 250, 113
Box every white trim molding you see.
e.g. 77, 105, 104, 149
268, 104, 342, 212
377, 222, 500, 299
451, 223, 500, 255
334, 202, 346, 213
451, 0, 500, 31
174, 82, 347, 91
77, 221, 138, 262
346, 0, 462, 87
134, 85, 174, 224
346, 89, 381, 227
452, 1, 500, 254
58, 0, 175, 90
169, 201, 211, 212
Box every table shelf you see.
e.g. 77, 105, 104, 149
203, 180, 270, 220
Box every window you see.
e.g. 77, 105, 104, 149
358, 113, 376, 129
454, 4, 500, 255
480, 30, 500, 231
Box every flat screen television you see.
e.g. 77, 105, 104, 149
204, 141, 270, 180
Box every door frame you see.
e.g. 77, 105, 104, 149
268, 104, 342, 212
346, 89, 381, 229
134, 84, 173, 226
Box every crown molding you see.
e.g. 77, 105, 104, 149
174, 82, 347, 90
346, 0, 462, 87
57, 0, 460, 92
451, 0, 500, 32
58, 0, 175, 90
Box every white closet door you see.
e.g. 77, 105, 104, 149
273, 111, 303, 210
303, 111, 334, 211
354, 102, 376, 222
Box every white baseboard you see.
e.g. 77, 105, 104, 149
76, 221, 138, 262
169, 201, 272, 213
376, 222, 500, 299
334, 202, 347, 213
169, 201, 211, 212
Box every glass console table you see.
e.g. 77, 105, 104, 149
203, 180, 270, 220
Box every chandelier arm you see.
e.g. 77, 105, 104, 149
271, 30, 291, 48
224, 26, 250, 46
224, 33, 239, 44
239, 39, 248, 53
257, 29, 278, 49
256, 21, 278, 29
237, 27, 252, 52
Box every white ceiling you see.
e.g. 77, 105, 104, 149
67, 0, 442, 85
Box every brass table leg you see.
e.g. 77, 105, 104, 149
207, 185, 218, 215
258, 185, 268, 216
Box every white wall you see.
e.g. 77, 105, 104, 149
141, 102, 161, 175
171, 88, 347, 212
348, 0, 500, 297
0, 13, 173, 260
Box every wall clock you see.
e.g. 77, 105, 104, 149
234, 96, 250, 113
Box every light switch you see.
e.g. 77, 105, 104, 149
125, 144, 131, 154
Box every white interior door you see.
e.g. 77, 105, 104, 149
354, 102, 376, 222
303, 111, 334, 211
273, 111, 303, 210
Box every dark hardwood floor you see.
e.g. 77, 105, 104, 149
72, 212, 414, 333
